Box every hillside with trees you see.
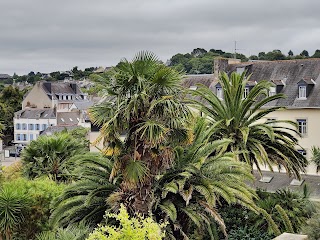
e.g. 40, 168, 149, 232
168, 48, 320, 74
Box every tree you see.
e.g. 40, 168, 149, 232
152, 117, 258, 239
21, 133, 88, 182
0, 185, 30, 240
311, 146, 320, 173
89, 51, 191, 215
300, 50, 309, 57
288, 50, 294, 56
50, 153, 118, 227
191, 48, 207, 57
191, 72, 308, 178
312, 49, 320, 58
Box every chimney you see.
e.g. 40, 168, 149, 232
213, 57, 229, 81
70, 83, 77, 94
43, 82, 52, 93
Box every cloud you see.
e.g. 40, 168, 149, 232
1, 0, 320, 74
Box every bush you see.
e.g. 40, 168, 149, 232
301, 213, 320, 240
87, 205, 166, 240
0, 178, 65, 239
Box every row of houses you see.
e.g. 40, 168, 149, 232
13, 81, 93, 145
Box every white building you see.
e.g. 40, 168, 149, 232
14, 109, 57, 144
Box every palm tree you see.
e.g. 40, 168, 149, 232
191, 72, 308, 178
0, 185, 30, 240
89, 51, 192, 214
311, 146, 320, 173
152, 117, 258, 239
21, 133, 87, 182
50, 152, 118, 227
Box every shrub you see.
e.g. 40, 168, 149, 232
0, 178, 65, 239
87, 205, 166, 240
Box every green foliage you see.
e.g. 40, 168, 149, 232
301, 213, 320, 240
191, 72, 307, 178
311, 146, 320, 173
0, 86, 25, 138
0, 177, 65, 239
36, 223, 90, 240
50, 152, 118, 227
87, 205, 166, 240
89, 51, 191, 214
228, 226, 271, 240
153, 117, 258, 239
21, 132, 88, 182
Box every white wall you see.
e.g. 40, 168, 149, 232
13, 118, 57, 144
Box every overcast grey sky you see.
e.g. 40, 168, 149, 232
1, 0, 320, 75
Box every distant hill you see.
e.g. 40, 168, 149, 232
168, 48, 320, 74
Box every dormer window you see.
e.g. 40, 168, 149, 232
236, 67, 245, 75
216, 87, 223, 99
297, 78, 315, 99
269, 86, 276, 96
243, 87, 249, 98
298, 86, 307, 99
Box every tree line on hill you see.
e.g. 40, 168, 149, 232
168, 48, 320, 74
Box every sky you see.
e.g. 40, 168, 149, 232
1, 0, 320, 75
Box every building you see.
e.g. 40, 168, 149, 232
14, 81, 92, 144
22, 81, 88, 110
13, 109, 57, 144
183, 58, 320, 175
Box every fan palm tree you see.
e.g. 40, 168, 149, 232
50, 152, 118, 227
21, 133, 87, 182
152, 117, 258, 239
191, 72, 307, 178
89, 51, 192, 214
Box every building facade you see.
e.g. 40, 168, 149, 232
183, 58, 320, 175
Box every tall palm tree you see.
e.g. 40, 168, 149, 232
21, 133, 87, 182
89, 51, 191, 214
191, 72, 308, 178
152, 117, 258, 239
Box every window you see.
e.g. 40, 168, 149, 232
29, 124, 34, 130
298, 86, 307, 99
297, 119, 307, 135
21, 134, 27, 141
216, 87, 223, 99
30, 134, 33, 141
22, 123, 27, 130
42, 124, 47, 130
269, 87, 276, 96
236, 67, 245, 75
16, 123, 21, 130
243, 87, 249, 98
16, 134, 21, 141
35, 124, 40, 130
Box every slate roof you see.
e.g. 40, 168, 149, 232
72, 101, 94, 110
40, 125, 82, 135
181, 74, 214, 88
41, 82, 85, 100
57, 112, 80, 125
224, 58, 320, 108
0, 74, 11, 79
15, 109, 56, 119
250, 170, 320, 200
